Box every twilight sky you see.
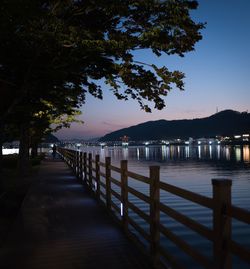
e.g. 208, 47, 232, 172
56, 0, 250, 140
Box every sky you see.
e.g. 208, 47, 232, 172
56, 0, 250, 140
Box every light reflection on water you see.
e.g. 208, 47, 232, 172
83, 144, 250, 163
243, 145, 250, 162
82, 144, 250, 205
81, 144, 250, 268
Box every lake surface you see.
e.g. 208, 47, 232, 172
79, 144, 250, 269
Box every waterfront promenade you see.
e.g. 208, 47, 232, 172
0, 157, 151, 269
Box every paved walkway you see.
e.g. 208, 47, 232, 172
0, 157, 151, 269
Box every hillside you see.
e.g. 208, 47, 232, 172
100, 110, 250, 141
44, 134, 60, 143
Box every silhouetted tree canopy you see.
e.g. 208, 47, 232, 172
0, 0, 204, 173
1, 0, 204, 116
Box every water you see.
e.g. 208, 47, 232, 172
79, 144, 250, 269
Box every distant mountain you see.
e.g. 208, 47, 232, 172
43, 134, 60, 143
100, 110, 250, 141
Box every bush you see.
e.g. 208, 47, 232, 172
30, 153, 46, 166
30, 157, 41, 166
2, 154, 18, 169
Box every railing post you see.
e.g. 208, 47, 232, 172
65, 149, 68, 164
150, 166, 160, 268
83, 152, 87, 182
69, 150, 72, 167
76, 151, 79, 177
95, 155, 100, 200
70, 150, 75, 171
79, 152, 83, 181
65, 150, 68, 163
88, 153, 93, 190
71, 150, 73, 169
69, 150, 72, 168
73, 151, 76, 173
212, 179, 232, 269
105, 157, 111, 210
71, 150, 75, 168
71, 150, 74, 168
121, 160, 128, 233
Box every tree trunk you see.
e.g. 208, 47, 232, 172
31, 142, 38, 158
0, 122, 3, 173
18, 123, 30, 176
0, 138, 3, 172
0, 140, 2, 171
0, 121, 3, 190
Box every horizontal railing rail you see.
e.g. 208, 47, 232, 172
58, 147, 250, 269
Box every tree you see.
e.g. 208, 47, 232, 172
29, 101, 83, 158
0, 0, 204, 174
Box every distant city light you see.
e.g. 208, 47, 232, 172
100, 143, 106, 148
3, 148, 19, 155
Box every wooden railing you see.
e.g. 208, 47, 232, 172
58, 147, 250, 269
